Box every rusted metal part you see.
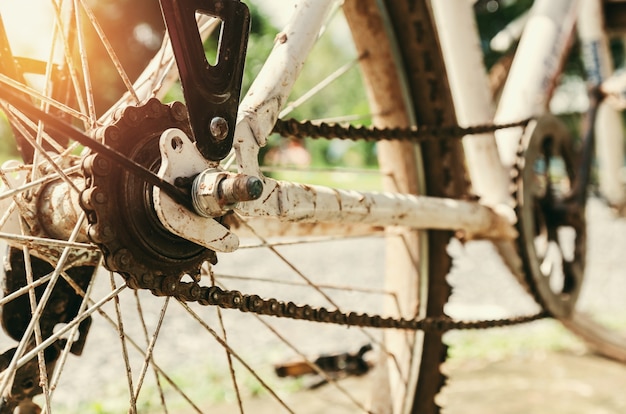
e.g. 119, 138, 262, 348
1, 165, 98, 267
74, 201, 547, 328
237, 178, 517, 241
217, 174, 263, 204
511, 113, 626, 364
127, 276, 548, 331
191, 167, 263, 217
81, 99, 217, 291
37, 176, 88, 242
222, 215, 384, 238
273, 118, 531, 143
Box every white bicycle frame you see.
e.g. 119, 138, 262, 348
165, 0, 624, 252
189, 0, 620, 249
157, 0, 518, 254
202, 0, 517, 245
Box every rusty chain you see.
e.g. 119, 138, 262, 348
180, 283, 549, 332
272, 117, 532, 142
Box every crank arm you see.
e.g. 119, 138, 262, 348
159, 0, 250, 161
274, 344, 373, 382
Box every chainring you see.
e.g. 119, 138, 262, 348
514, 114, 585, 318
80, 98, 216, 292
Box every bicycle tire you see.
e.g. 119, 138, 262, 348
0, 1, 465, 412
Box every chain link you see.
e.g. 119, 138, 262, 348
162, 280, 549, 332
273, 117, 532, 142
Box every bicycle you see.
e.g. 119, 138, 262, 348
0, 0, 624, 413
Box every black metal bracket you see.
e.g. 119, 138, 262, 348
159, 0, 250, 161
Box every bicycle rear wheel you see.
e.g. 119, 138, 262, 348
0, 1, 464, 412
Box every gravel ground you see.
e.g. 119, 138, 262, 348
1, 197, 625, 412
201, 347, 626, 414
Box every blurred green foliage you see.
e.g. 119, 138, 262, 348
0, 113, 18, 164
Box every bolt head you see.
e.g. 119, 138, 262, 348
209, 117, 229, 141
170, 101, 188, 122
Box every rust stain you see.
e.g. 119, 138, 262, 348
332, 189, 343, 212
262, 185, 278, 204
275, 32, 288, 44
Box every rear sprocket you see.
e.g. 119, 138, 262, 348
80, 98, 217, 293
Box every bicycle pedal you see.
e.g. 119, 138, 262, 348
274, 344, 373, 380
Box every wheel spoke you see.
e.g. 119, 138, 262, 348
215, 306, 245, 414
131, 291, 168, 411
0, 213, 86, 398
4, 110, 81, 193
279, 58, 360, 119
49, 0, 90, 124
17, 282, 126, 372
177, 300, 296, 414
77, 0, 140, 106
132, 296, 169, 406
22, 245, 53, 414
219, 223, 410, 388
0, 74, 88, 122
248, 311, 371, 412
46, 265, 97, 404
89, 291, 203, 412
109, 272, 137, 412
